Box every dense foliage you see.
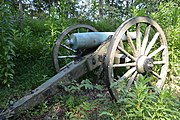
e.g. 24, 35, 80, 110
0, 0, 179, 119
0, 2, 15, 85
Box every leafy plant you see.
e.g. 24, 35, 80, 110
0, 2, 15, 85
116, 77, 180, 119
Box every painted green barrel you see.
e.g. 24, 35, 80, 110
65, 32, 137, 49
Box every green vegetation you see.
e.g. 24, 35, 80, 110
0, 3, 15, 85
0, 0, 179, 119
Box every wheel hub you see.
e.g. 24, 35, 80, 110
136, 55, 154, 73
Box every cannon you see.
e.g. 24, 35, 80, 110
0, 17, 169, 119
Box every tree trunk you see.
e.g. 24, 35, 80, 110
99, 0, 103, 19
126, 0, 129, 16
19, 0, 23, 19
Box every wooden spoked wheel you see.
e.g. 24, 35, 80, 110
105, 17, 169, 100
53, 24, 98, 73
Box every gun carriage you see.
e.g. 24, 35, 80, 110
0, 17, 168, 119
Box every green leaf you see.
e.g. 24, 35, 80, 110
99, 111, 113, 117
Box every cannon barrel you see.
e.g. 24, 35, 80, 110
65, 32, 138, 49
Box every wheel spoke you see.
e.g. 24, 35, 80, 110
58, 55, 77, 59
113, 62, 136, 67
117, 46, 136, 61
60, 44, 77, 53
126, 31, 137, 56
145, 32, 160, 55
117, 67, 136, 81
119, 39, 124, 49
148, 45, 166, 58
141, 24, 151, 55
153, 61, 165, 65
136, 23, 141, 55
151, 71, 161, 79
67, 34, 71, 38
156, 78, 163, 89
127, 71, 137, 90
